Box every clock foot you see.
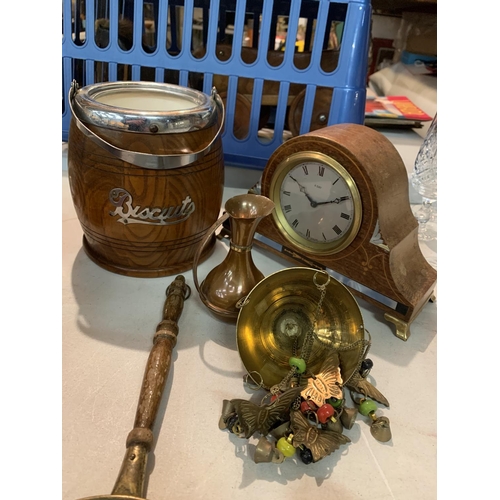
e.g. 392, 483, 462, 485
384, 313, 410, 341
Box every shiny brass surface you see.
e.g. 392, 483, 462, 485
110, 445, 148, 498
384, 313, 410, 341
193, 194, 275, 320
340, 407, 358, 430
236, 267, 365, 389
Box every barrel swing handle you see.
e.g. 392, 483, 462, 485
68, 80, 225, 170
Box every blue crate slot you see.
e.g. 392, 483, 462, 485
62, 0, 371, 169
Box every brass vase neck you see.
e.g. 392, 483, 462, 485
228, 216, 263, 250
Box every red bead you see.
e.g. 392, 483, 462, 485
317, 403, 335, 424
300, 400, 317, 414
270, 394, 279, 403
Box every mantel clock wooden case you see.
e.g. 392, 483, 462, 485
255, 123, 436, 340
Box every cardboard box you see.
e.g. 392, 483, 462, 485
402, 12, 437, 56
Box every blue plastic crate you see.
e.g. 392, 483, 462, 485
62, 0, 371, 169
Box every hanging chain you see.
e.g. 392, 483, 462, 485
301, 272, 329, 364
271, 271, 331, 393
247, 270, 372, 409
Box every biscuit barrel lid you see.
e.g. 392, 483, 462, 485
69, 80, 224, 169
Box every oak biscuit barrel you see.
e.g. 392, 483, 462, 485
67, 81, 225, 277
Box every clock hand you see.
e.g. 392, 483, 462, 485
289, 175, 317, 206
316, 196, 350, 206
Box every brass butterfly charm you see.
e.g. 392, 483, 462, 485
290, 410, 350, 463
346, 372, 390, 407
231, 386, 302, 439
301, 353, 343, 406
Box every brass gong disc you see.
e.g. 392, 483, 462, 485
236, 267, 365, 389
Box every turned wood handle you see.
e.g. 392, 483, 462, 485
109, 275, 190, 498
127, 275, 190, 445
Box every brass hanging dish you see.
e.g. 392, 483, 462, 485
222, 268, 392, 465
236, 267, 365, 390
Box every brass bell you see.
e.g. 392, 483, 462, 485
370, 416, 392, 443
254, 436, 285, 464
218, 399, 236, 430
340, 406, 358, 430
269, 421, 291, 440
323, 417, 344, 433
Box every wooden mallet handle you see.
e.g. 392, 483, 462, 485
111, 275, 189, 498
133, 274, 189, 432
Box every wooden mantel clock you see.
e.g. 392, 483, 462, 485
254, 123, 436, 341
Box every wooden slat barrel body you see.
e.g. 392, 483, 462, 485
67, 117, 224, 278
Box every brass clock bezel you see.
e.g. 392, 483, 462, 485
269, 151, 362, 255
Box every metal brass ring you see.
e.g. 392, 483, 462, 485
244, 371, 264, 391
235, 295, 249, 309
229, 242, 253, 252
313, 271, 331, 289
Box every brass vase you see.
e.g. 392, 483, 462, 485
192, 194, 275, 320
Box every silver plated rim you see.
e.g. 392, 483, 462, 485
72, 81, 217, 134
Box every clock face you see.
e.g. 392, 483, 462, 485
269, 152, 362, 254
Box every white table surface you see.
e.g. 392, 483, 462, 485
62, 129, 437, 500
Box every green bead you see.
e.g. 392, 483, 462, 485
327, 397, 343, 408
359, 399, 378, 416
289, 357, 306, 374
277, 437, 296, 457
